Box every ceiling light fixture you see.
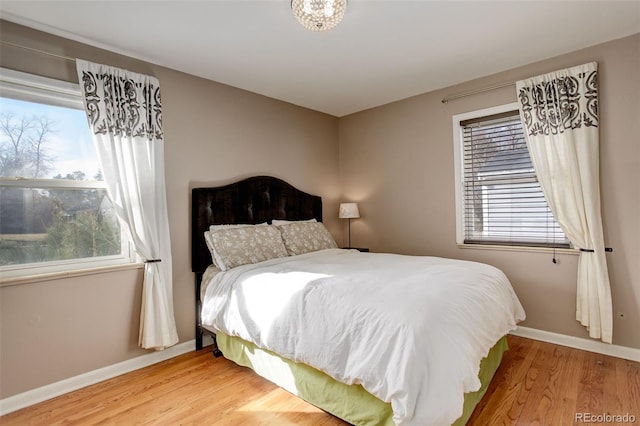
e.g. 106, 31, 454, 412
291, 0, 347, 32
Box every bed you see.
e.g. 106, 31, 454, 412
191, 176, 525, 426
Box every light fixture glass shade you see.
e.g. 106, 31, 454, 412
291, 0, 347, 32
339, 202, 360, 219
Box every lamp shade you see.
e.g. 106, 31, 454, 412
339, 203, 360, 219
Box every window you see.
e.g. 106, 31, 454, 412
453, 103, 570, 249
0, 68, 132, 278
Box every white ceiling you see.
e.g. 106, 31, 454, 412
1, 1, 639, 117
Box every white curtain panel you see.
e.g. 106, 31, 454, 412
516, 62, 612, 343
76, 59, 178, 350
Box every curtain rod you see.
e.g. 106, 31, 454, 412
1, 40, 76, 63
5, 38, 518, 104
441, 81, 515, 104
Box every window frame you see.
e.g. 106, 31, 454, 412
452, 102, 573, 252
0, 68, 135, 280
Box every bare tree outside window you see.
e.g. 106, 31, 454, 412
0, 112, 56, 178
0, 101, 121, 267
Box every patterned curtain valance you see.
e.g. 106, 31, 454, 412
77, 59, 163, 141
517, 62, 598, 136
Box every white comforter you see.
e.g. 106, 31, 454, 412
201, 249, 525, 425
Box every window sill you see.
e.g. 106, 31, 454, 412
456, 243, 579, 256
0, 262, 144, 287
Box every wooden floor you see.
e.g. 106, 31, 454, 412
2, 335, 639, 425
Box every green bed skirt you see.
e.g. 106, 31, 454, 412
217, 333, 508, 425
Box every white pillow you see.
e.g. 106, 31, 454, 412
271, 218, 317, 225
209, 222, 267, 232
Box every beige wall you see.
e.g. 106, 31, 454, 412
0, 21, 340, 398
339, 33, 640, 350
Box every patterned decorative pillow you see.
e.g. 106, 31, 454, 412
205, 224, 267, 268
277, 222, 338, 256
205, 225, 288, 271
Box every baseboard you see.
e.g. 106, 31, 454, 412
510, 326, 640, 362
0, 339, 196, 416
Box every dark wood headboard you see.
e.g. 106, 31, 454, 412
191, 176, 323, 274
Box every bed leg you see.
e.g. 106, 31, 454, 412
196, 325, 204, 351
212, 334, 223, 358
195, 272, 205, 351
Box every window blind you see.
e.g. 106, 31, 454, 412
461, 111, 570, 248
